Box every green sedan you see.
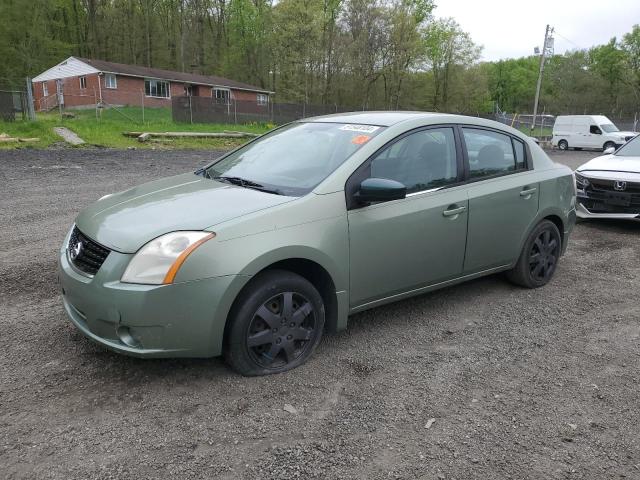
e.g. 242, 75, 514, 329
59, 112, 576, 375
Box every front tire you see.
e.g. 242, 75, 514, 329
224, 270, 325, 376
558, 139, 568, 151
507, 220, 562, 288
603, 141, 615, 152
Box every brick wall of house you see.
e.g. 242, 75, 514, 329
33, 72, 268, 111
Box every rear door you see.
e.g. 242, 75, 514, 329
347, 126, 468, 307
462, 127, 539, 273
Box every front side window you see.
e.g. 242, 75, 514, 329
104, 74, 117, 89
145, 79, 169, 98
463, 128, 519, 178
257, 93, 268, 106
369, 127, 458, 194
206, 122, 385, 196
590, 125, 602, 134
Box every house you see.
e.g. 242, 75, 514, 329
32, 57, 272, 111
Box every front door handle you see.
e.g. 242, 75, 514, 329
442, 205, 466, 217
520, 187, 537, 197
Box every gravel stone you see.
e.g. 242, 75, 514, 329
0, 148, 639, 479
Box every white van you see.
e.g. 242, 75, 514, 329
552, 115, 637, 151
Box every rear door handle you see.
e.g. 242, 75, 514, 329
442, 205, 466, 217
520, 187, 537, 197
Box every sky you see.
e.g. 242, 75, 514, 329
434, 0, 640, 61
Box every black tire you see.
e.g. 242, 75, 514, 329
558, 139, 568, 151
224, 270, 325, 376
603, 141, 615, 152
507, 220, 562, 289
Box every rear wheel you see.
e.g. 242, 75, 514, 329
224, 270, 325, 376
507, 220, 562, 288
558, 139, 568, 151
603, 141, 615, 152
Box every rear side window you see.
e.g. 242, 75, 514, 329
512, 138, 526, 169
462, 128, 520, 178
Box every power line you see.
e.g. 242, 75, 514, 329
554, 31, 584, 50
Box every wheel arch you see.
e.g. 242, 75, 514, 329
216, 248, 346, 355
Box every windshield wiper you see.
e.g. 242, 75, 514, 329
212, 176, 282, 195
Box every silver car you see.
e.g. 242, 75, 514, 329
575, 136, 640, 221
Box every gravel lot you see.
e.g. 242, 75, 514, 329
1, 148, 639, 479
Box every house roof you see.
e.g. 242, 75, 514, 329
76, 57, 272, 93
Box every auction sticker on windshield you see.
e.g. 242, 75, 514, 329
339, 124, 380, 133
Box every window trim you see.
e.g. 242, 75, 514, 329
257, 93, 269, 106
104, 73, 117, 89
144, 78, 170, 98
42, 82, 49, 97
79, 76, 87, 90
457, 125, 532, 185
345, 124, 465, 210
213, 87, 231, 104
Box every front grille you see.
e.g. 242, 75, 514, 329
579, 177, 640, 214
587, 178, 640, 194
68, 226, 110, 275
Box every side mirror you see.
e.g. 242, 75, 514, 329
604, 146, 615, 155
357, 178, 407, 203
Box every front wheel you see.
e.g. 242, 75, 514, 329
558, 139, 568, 151
603, 141, 615, 152
224, 270, 325, 376
507, 220, 562, 288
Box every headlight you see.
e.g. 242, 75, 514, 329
574, 172, 589, 189
121, 231, 215, 285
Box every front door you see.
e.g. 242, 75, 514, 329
347, 127, 468, 308
461, 127, 540, 272
56, 79, 64, 106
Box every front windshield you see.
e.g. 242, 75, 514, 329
205, 122, 384, 196
600, 123, 619, 133
615, 134, 640, 156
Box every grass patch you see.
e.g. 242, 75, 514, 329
516, 125, 553, 138
0, 107, 273, 150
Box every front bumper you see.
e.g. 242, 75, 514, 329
59, 242, 239, 358
576, 201, 640, 221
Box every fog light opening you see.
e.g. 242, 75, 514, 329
116, 326, 141, 348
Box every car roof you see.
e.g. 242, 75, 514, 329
298, 111, 505, 128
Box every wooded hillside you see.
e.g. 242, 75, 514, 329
1, 0, 639, 116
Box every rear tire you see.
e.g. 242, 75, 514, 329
507, 220, 562, 289
558, 140, 568, 151
224, 270, 325, 376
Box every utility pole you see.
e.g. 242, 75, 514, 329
531, 24, 554, 132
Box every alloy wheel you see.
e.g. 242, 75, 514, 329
529, 229, 560, 283
246, 291, 317, 369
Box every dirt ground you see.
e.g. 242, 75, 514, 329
1, 148, 639, 480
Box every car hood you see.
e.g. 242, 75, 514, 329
75, 173, 296, 253
577, 154, 640, 173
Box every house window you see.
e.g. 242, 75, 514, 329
257, 93, 268, 106
145, 79, 170, 98
213, 88, 231, 104
42, 82, 48, 97
104, 74, 117, 89
79, 76, 87, 89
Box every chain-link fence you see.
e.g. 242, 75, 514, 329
172, 96, 351, 124
35, 88, 156, 124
